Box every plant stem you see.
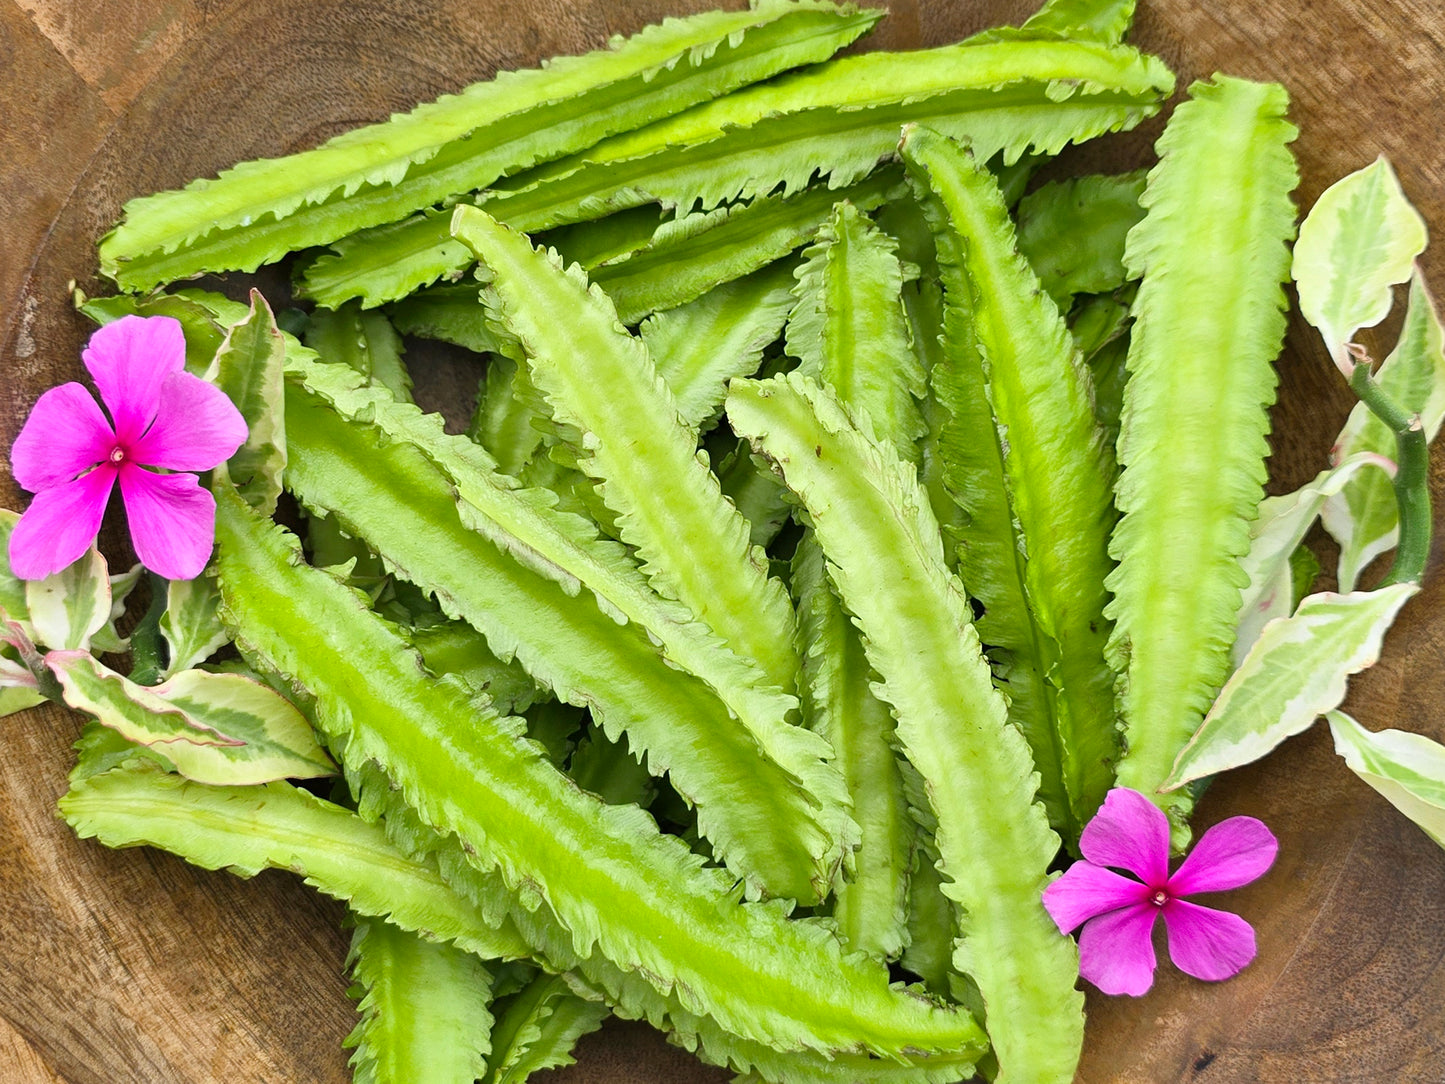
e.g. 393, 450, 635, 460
1348, 361, 1432, 586
127, 574, 170, 685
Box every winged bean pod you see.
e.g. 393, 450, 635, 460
211, 488, 987, 1063
282, 366, 850, 901
1106, 77, 1299, 831
344, 917, 496, 1084
900, 167, 1070, 831
901, 126, 1119, 833
450, 206, 802, 698
58, 764, 532, 962
482, 973, 608, 1084
727, 375, 1083, 1084
786, 202, 922, 959
306, 38, 1174, 307
101, 2, 880, 290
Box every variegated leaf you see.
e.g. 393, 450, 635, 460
205, 289, 287, 513
1235, 453, 1394, 664
1292, 157, 1428, 366
160, 574, 231, 676
0, 686, 44, 718
1329, 710, 1445, 849
25, 545, 112, 651
47, 652, 335, 785
0, 510, 30, 626
1165, 584, 1417, 789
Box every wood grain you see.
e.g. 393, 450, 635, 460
2, 1, 1443, 1081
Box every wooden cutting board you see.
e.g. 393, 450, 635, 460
2, 1, 1443, 1081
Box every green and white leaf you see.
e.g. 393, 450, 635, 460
24, 545, 112, 651
160, 574, 230, 676
92, 562, 145, 654
1292, 156, 1428, 365
0, 510, 29, 628
1235, 453, 1393, 663
1322, 271, 1445, 589
345, 916, 495, 1084
0, 685, 44, 718
1329, 710, 1445, 849
1165, 584, 1417, 789
205, 290, 288, 513
47, 652, 335, 785
1105, 77, 1299, 832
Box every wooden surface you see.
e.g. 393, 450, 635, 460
2, 1, 1444, 1081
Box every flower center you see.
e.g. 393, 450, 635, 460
108, 445, 126, 465
1150, 889, 1169, 908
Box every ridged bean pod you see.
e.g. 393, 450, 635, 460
450, 205, 802, 698
305, 36, 1174, 307
727, 375, 1082, 1084
1105, 77, 1299, 831
101, 1, 879, 290
901, 126, 1119, 835
211, 487, 987, 1068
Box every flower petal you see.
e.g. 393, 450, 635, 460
10, 383, 115, 492
1078, 903, 1159, 996
1162, 899, 1257, 981
118, 466, 216, 580
130, 372, 248, 471
1043, 861, 1152, 933
7, 467, 116, 580
83, 315, 187, 446
1079, 787, 1171, 886
1169, 815, 1279, 897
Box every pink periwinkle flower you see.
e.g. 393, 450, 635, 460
8, 315, 247, 582
1043, 787, 1278, 996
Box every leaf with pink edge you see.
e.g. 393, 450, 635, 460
46, 651, 335, 785
24, 544, 113, 651
1166, 584, 1417, 790
1234, 453, 1394, 665
1329, 710, 1445, 849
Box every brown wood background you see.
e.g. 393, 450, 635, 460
3, 1, 1444, 1081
